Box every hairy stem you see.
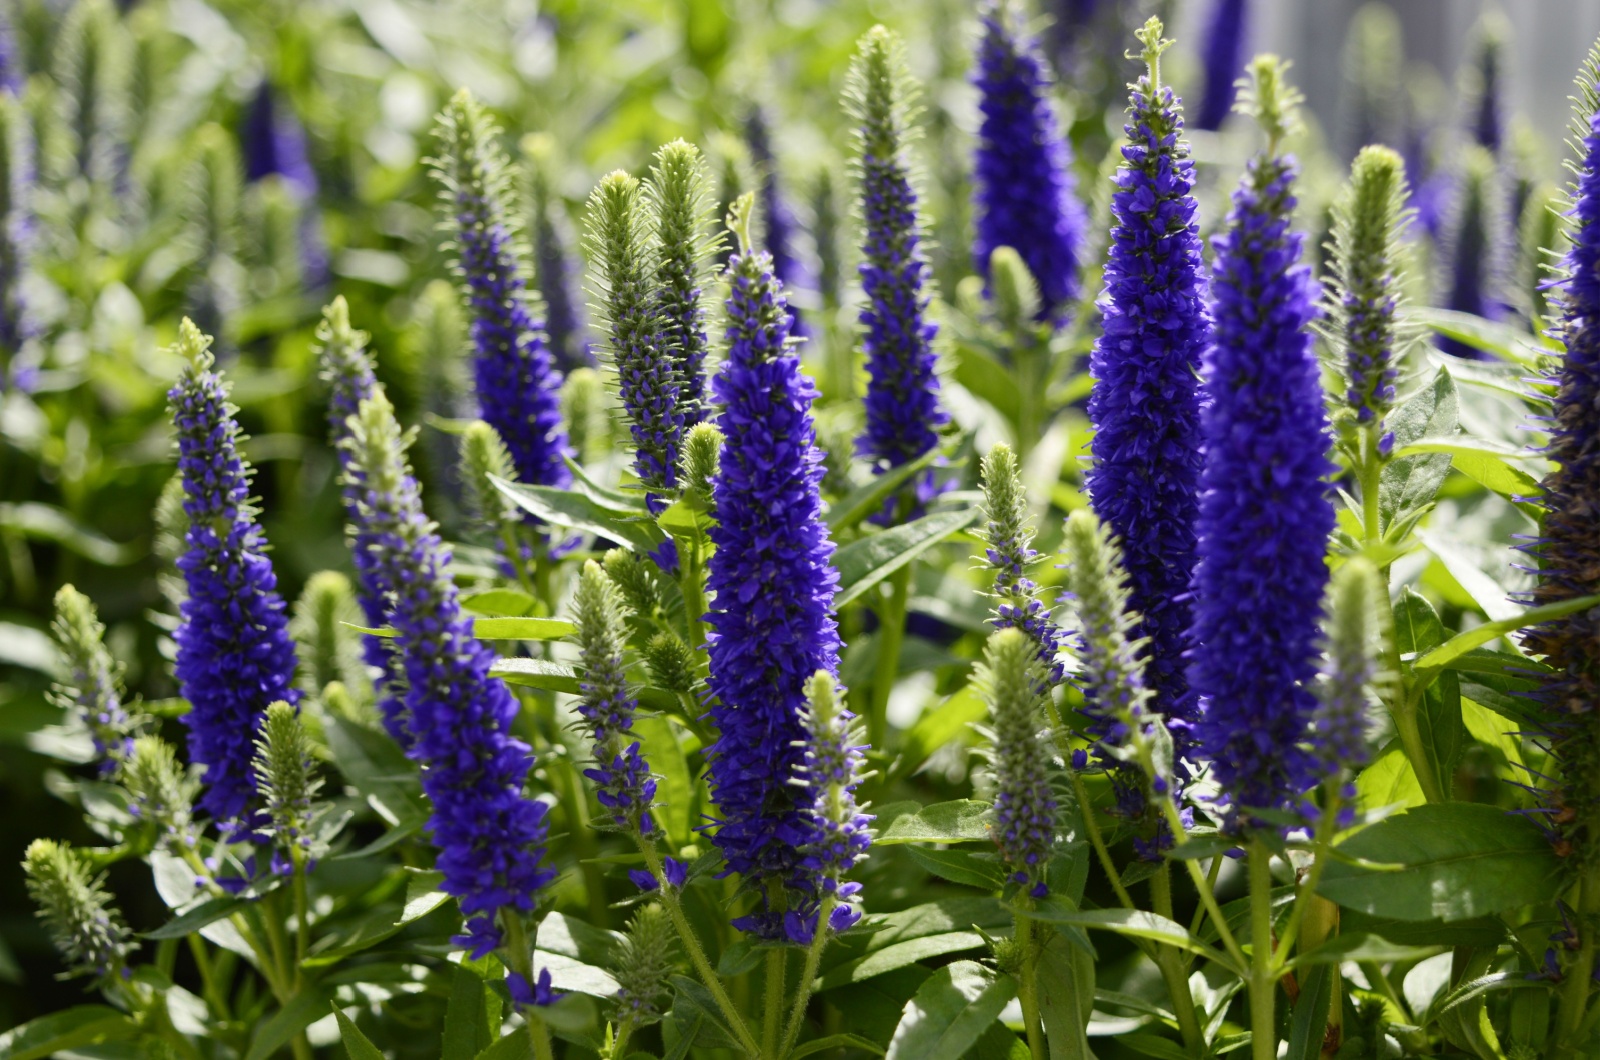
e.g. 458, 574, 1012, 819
1556, 869, 1600, 1052
1071, 772, 1136, 911
1014, 912, 1046, 1060
780, 899, 835, 1057
763, 946, 786, 1059
1248, 840, 1277, 1060
1150, 865, 1205, 1052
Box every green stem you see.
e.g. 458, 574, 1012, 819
1556, 868, 1600, 1052
1188, 854, 1226, 937
186, 934, 230, 1021
1150, 866, 1205, 1052
780, 899, 835, 1057
1071, 772, 1137, 912
1014, 913, 1046, 1060
636, 839, 762, 1056
868, 565, 911, 750
680, 542, 708, 651
1272, 793, 1340, 968
560, 753, 611, 930
503, 915, 558, 1060
291, 851, 310, 986
1392, 686, 1447, 804
1248, 840, 1277, 1060
763, 947, 786, 1059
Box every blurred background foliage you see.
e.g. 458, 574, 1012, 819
0, 0, 1577, 1036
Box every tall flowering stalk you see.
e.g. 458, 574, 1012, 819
0, 92, 34, 392
23, 839, 135, 986
315, 297, 407, 745
972, 0, 1087, 321
846, 26, 947, 515
51, 585, 136, 775
586, 171, 683, 511
1188, 58, 1334, 830
1194, 0, 1249, 132
745, 106, 808, 298
1464, 10, 1509, 154
976, 628, 1058, 898
429, 89, 570, 490
524, 134, 594, 374
168, 320, 299, 832
1326, 145, 1410, 429
1439, 144, 1508, 357
570, 561, 656, 836
241, 81, 316, 193
704, 196, 842, 941
54, 0, 132, 207
1086, 19, 1207, 734
647, 140, 717, 428
1525, 111, 1600, 1039
787, 671, 871, 943
977, 444, 1064, 680
342, 388, 554, 962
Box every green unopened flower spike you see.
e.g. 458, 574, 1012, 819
121, 735, 195, 850
989, 246, 1042, 337
789, 670, 871, 939
977, 444, 1063, 680
23, 838, 135, 984
975, 628, 1060, 898
611, 902, 676, 1033
603, 548, 664, 628
811, 165, 843, 308
460, 419, 524, 547
1235, 54, 1304, 151
1061, 510, 1154, 751
153, 473, 188, 611
405, 278, 471, 487
679, 421, 722, 506
50, 585, 135, 775
252, 701, 321, 857
290, 571, 368, 700
642, 632, 696, 693
1326, 144, 1411, 427
1518, 182, 1565, 326
562, 366, 610, 465
647, 139, 719, 427
570, 561, 656, 834
183, 124, 246, 345
54, 0, 131, 203
1314, 558, 1382, 784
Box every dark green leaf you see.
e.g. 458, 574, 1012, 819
1285, 966, 1332, 1060
1424, 973, 1550, 1027
0, 1006, 137, 1060
951, 342, 1021, 424
884, 960, 1016, 1060
0, 502, 138, 565
1117, 1034, 1191, 1060
1339, 909, 1506, 948
790, 1034, 887, 1058
833, 510, 979, 608
306, 870, 449, 966
490, 658, 677, 711
816, 932, 989, 990
1036, 930, 1095, 1060
143, 895, 248, 939
323, 715, 425, 826
332, 1006, 386, 1060
491, 476, 665, 552
1408, 307, 1546, 367
444, 957, 499, 1058
668, 974, 742, 1051
874, 800, 991, 845
826, 448, 943, 531
889, 686, 985, 780
904, 846, 1005, 890
1026, 901, 1244, 977
1318, 803, 1565, 921
1284, 932, 1435, 971
1379, 369, 1458, 526
475, 1033, 534, 1060
244, 989, 331, 1060
1394, 589, 1463, 797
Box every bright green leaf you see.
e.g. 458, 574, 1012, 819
884, 960, 1017, 1060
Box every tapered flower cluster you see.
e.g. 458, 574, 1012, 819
787, 672, 872, 943
1314, 559, 1381, 783
168, 321, 299, 831
315, 298, 406, 744
51, 585, 135, 775
242, 82, 317, 194
343, 389, 554, 957
705, 200, 842, 940
430, 89, 570, 490
0, 92, 32, 392
525, 134, 594, 373
611, 904, 676, 1028
1085, 20, 1206, 733
252, 701, 321, 859
977, 444, 1064, 681
1464, 11, 1508, 154
1188, 61, 1335, 829
1327, 146, 1410, 425
647, 140, 717, 427
745, 107, 808, 297
1440, 144, 1507, 357
1194, 0, 1249, 132
23, 839, 135, 984
972, 1, 1086, 322
570, 561, 656, 835
847, 26, 947, 515
976, 628, 1059, 897
1523, 110, 1600, 865
587, 171, 683, 511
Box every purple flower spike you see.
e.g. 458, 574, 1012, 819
1194, 0, 1249, 132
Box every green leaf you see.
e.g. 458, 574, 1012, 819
490, 658, 677, 711
143, 894, 249, 939
491, 476, 665, 553
904, 846, 1005, 890
875, 800, 992, 845
1285, 965, 1333, 1060
1284, 932, 1435, 971
1379, 369, 1458, 526
244, 989, 332, 1060
0, 502, 138, 565
634, 715, 692, 846
790, 1034, 887, 1059
816, 932, 989, 990
306, 870, 450, 966
0, 1006, 137, 1060
444, 956, 499, 1058
1413, 594, 1600, 678
534, 949, 620, 997
833, 509, 979, 608
1318, 803, 1565, 921
1353, 747, 1425, 815
1408, 307, 1547, 368
1026, 901, 1244, 977
826, 448, 943, 531
884, 960, 1017, 1060
1339, 910, 1506, 949
1394, 590, 1463, 798
890, 686, 985, 780
323, 715, 425, 826
1036, 929, 1095, 1060
951, 341, 1021, 424
351, 617, 575, 641
563, 456, 651, 514
668, 974, 742, 1051
461, 589, 538, 617
475, 1033, 534, 1060
1394, 438, 1542, 511
332, 1006, 386, 1060
1117, 1035, 1191, 1060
